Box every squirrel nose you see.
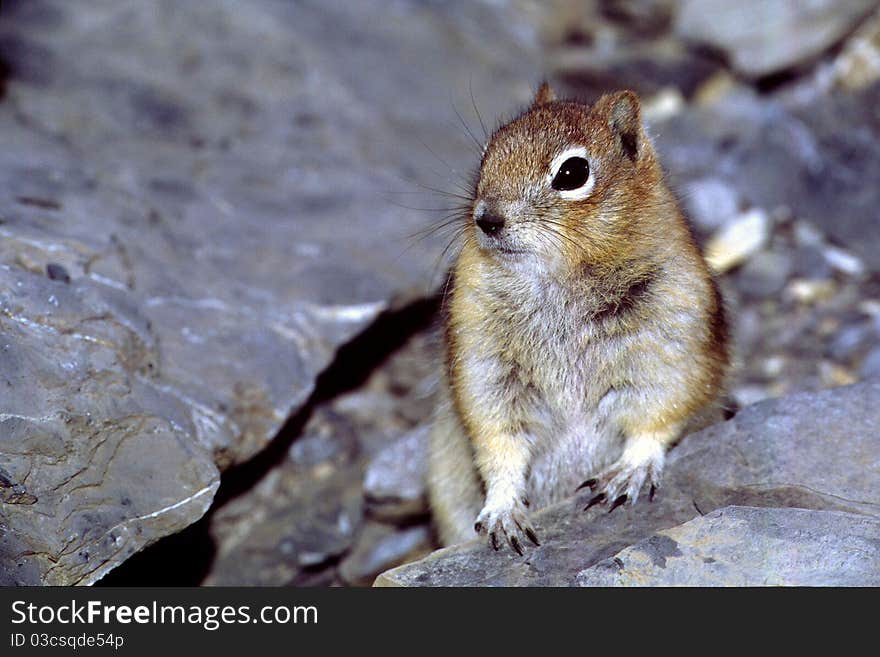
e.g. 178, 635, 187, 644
475, 209, 505, 236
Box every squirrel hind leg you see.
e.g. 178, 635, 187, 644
427, 406, 485, 546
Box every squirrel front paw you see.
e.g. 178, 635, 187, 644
577, 438, 665, 512
474, 497, 540, 555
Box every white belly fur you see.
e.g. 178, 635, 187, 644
524, 404, 624, 506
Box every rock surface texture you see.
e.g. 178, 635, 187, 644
375, 382, 880, 586
575, 506, 880, 586
0, 0, 539, 584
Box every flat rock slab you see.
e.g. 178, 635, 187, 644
0, 0, 540, 584
375, 381, 880, 586
576, 506, 880, 586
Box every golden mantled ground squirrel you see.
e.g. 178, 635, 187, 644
427, 84, 730, 552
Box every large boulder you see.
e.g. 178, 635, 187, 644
375, 381, 880, 586
0, 0, 540, 584
675, 0, 879, 77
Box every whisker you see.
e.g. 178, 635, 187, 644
389, 176, 473, 203
385, 199, 470, 213
469, 76, 489, 142
438, 234, 472, 315
431, 228, 469, 293
407, 216, 468, 241
451, 95, 485, 155
415, 136, 472, 190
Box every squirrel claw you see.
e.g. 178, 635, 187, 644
608, 494, 628, 513
583, 493, 606, 511
475, 501, 539, 555
582, 453, 663, 512
509, 535, 524, 555
576, 478, 597, 492
524, 526, 541, 546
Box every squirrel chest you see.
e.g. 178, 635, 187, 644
450, 260, 622, 420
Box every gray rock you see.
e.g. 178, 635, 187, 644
0, 264, 220, 585
0, 0, 541, 584
790, 244, 833, 280
204, 411, 365, 586
653, 91, 773, 189
655, 83, 880, 275
829, 323, 872, 362
576, 506, 880, 586
600, 0, 677, 37
675, 0, 878, 77
339, 522, 432, 587
734, 249, 793, 298
861, 347, 880, 380
375, 382, 880, 586
364, 424, 431, 521
788, 86, 880, 275
207, 465, 365, 586
554, 41, 721, 105
203, 327, 437, 586
680, 177, 740, 235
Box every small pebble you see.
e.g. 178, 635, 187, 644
859, 300, 880, 318
822, 246, 865, 277
761, 356, 785, 378
792, 220, 824, 247
818, 316, 841, 337
733, 385, 772, 407
819, 361, 858, 387
785, 278, 836, 305
693, 71, 738, 106
736, 250, 792, 297
642, 87, 685, 122
828, 324, 869, 362
46, 263, 71, 284
682, 178, 740, 234
704, 208, 770, 274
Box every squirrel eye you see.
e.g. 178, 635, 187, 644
551, 157, 590, 192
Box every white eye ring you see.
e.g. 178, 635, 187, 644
548, 146, 594, 200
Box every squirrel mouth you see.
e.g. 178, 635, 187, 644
480, 240, 526, 256
475, 229, 528, 256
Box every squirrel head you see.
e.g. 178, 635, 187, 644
470, 84, 666, 273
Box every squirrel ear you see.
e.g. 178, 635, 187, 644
532, 81, 557, 107
596, 91, 643, 162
